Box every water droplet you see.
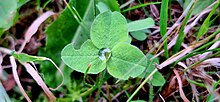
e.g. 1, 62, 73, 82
98, 48, 111, 60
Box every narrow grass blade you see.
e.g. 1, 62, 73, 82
173, 29, 220, 65
196, 1, 220, 41
137, 0, 150, 16
160, 0, 169, 58
127, 69, 158, 102
122, 2, 161, 13
187, 79, 206, 87
173, 3, 193, 54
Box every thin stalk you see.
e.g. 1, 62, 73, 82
63, 0, 89, 35
64, 0, 81, 24
210, 13, 220, 24
127, 69, 158, 102
95, 70, 106, 101
80, 70, 109, 97
137, 0, 150, 16
43, 0, 51, 8
80, 85, 98, 97
122, 2, 161, 13
148, 82, 154, 102
83, 64, 92, 87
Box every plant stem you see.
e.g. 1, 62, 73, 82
80, 70, 109, 97
0, 47, 12, 55
149, 81, 154, 102
80, 84, 98, 97
127, 69, 158, 102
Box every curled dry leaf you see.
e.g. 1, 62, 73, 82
10, 56, 31, 102
22, 63, 56, 102
18, 11, 55, 53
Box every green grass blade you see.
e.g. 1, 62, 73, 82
160, 0, 169, 59
122, 2, 161, 13
196, 1, 220, 41
172, 3, 193, 54
43, 0, 51, 8
174, 47, 220, 67
137, 0, 150, 16
173, 29, 220, 65
184, 51, 220, 72
127, 69, 158, 102
186, 79, 206, 87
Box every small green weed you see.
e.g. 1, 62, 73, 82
61, 11, 147, 80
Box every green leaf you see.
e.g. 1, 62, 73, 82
206, 79, 220, 102
96, 2, 110, 13
72, 0, 95, 49
107, 43, 147, 80
206, 93, 215, 102
91, 11, 128, 49
130, 31, 147, 41
61, 40, 106, 74
128, 18, 155, 32
12, 52, 46, 63
97, 0, 120, 12
127, 35, 132, 43
61, 11, 147, 80
151, 71, 165, 86
0, 0, 17, 28
0, 0, 29, 37
139, 54, 165, 86
0, 0, 17, 36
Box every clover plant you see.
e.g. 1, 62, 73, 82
61, 11, 147, 80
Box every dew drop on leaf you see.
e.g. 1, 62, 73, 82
98, 48, 111, 60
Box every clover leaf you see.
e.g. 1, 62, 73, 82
61, 11, 147, 80
90, 11, 128, 49
61, 40, 106, 74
